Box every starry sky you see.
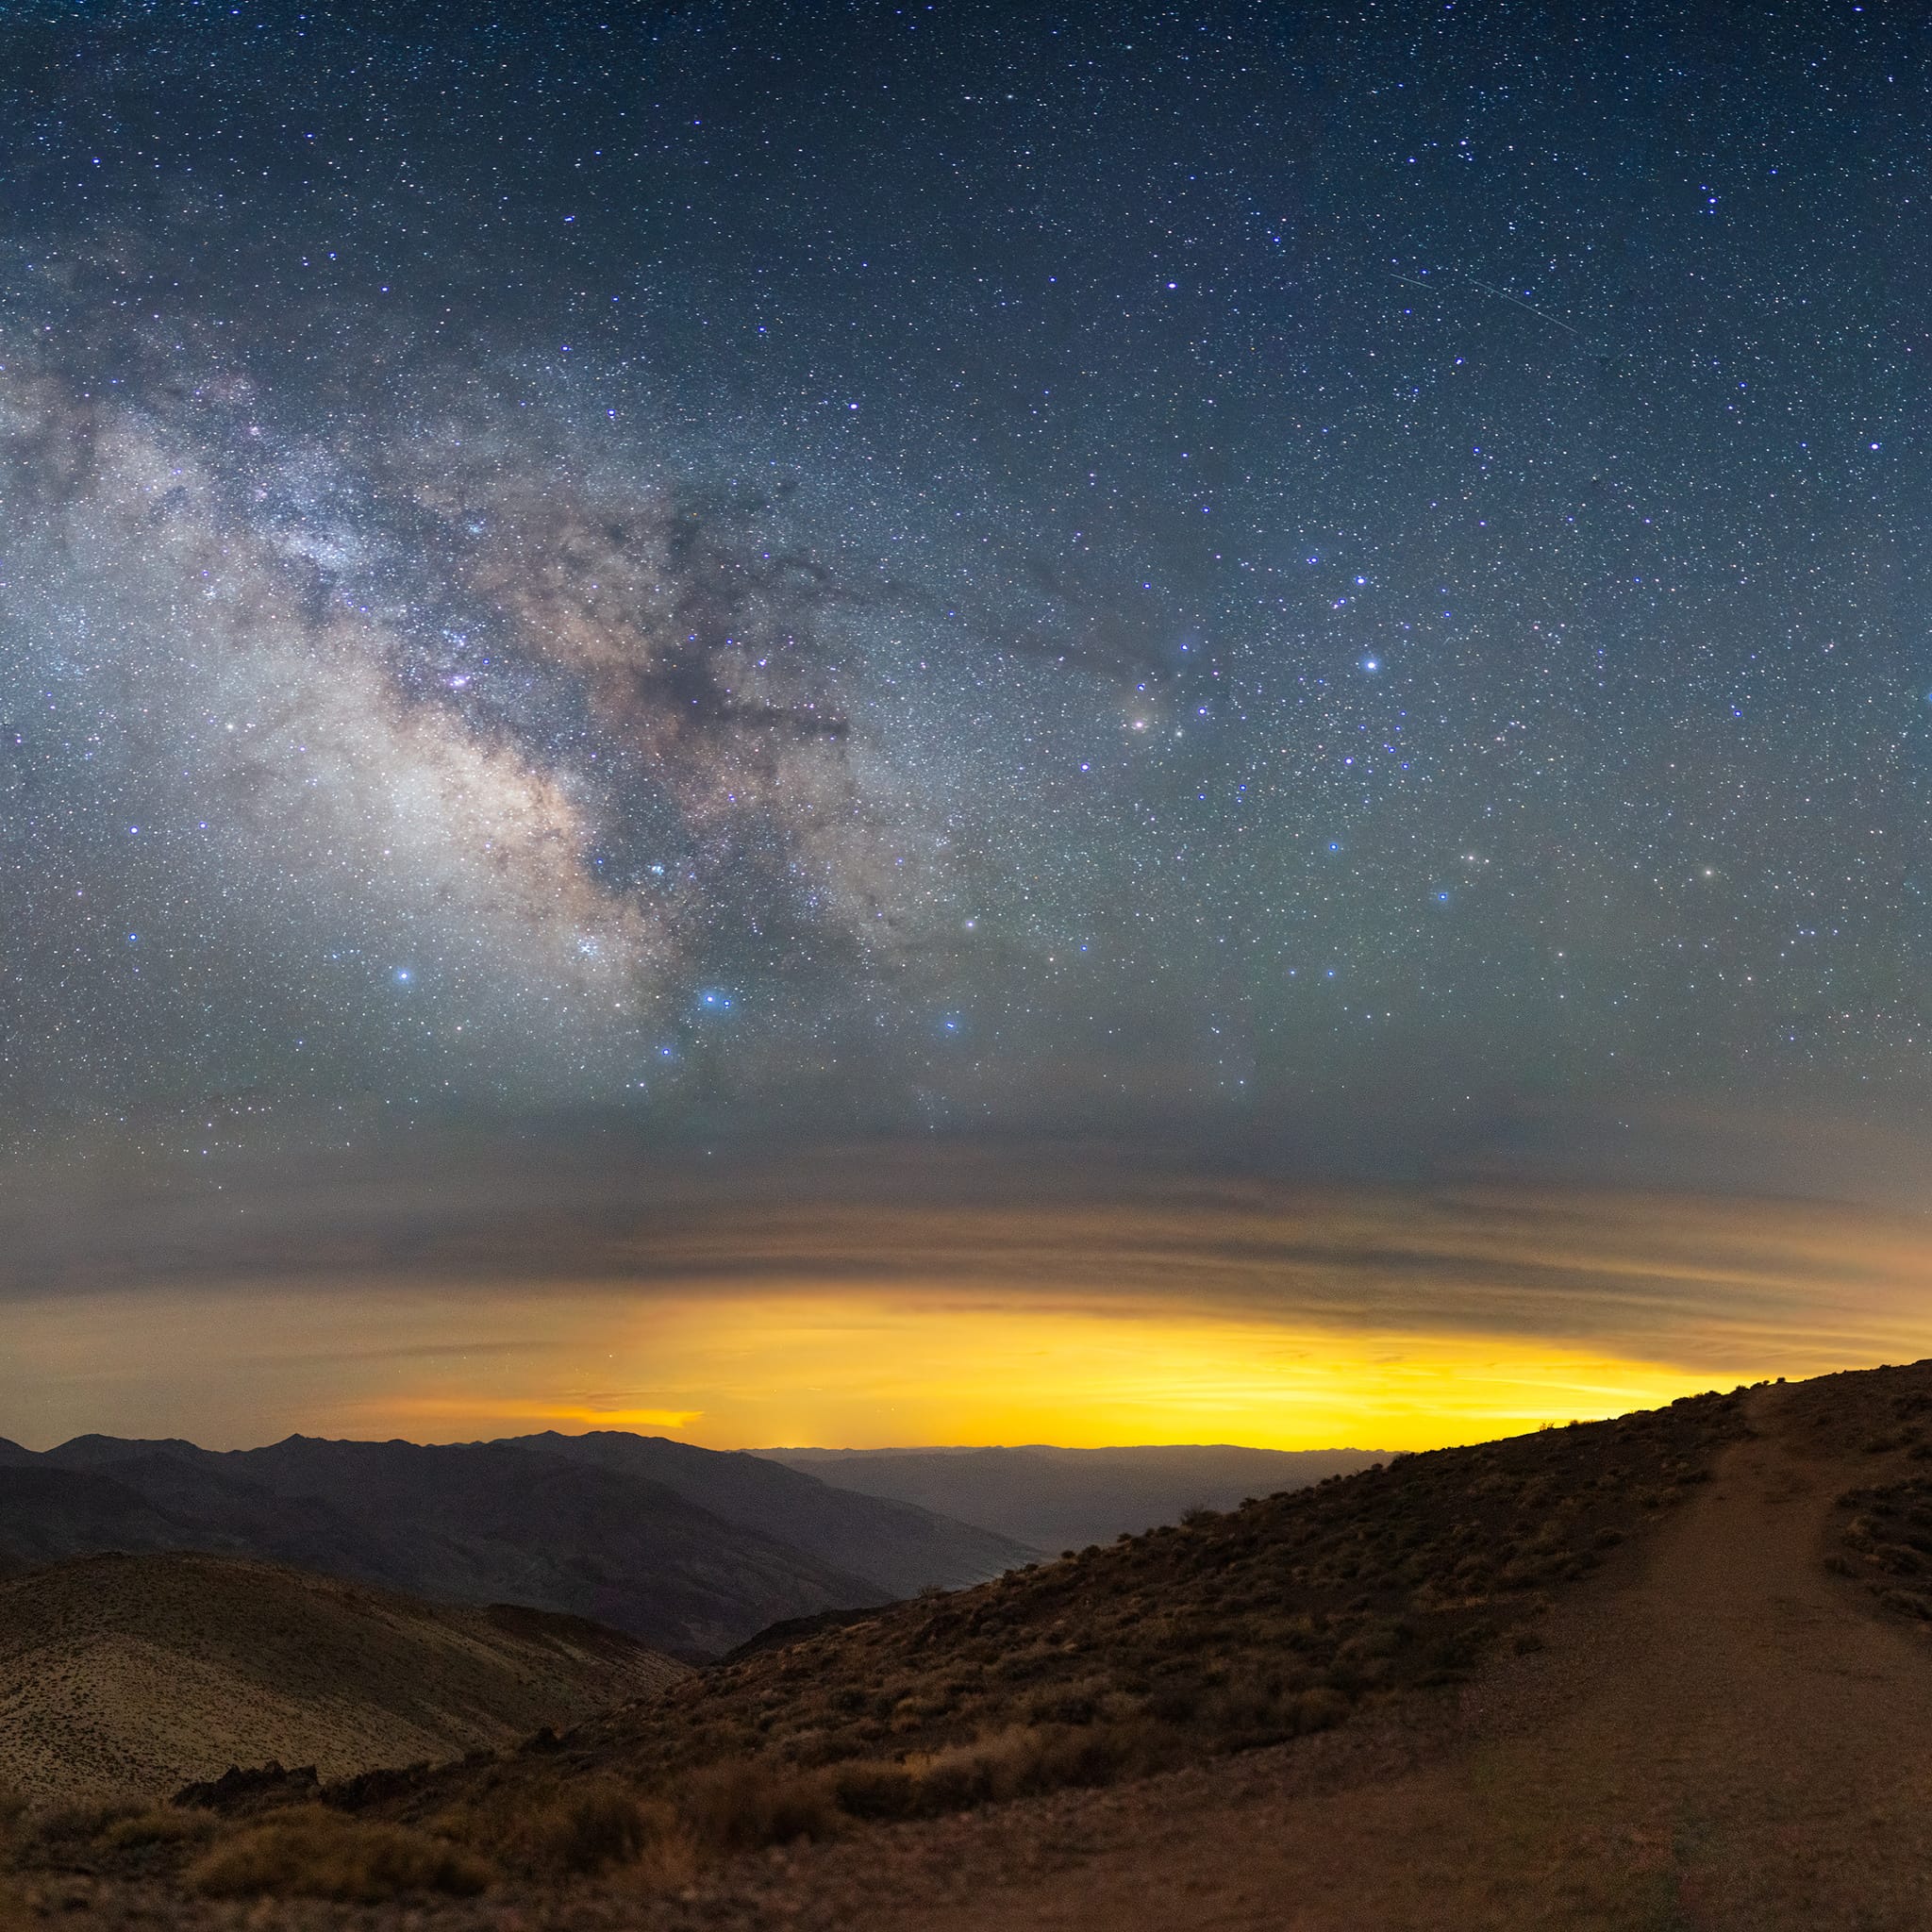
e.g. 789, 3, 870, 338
3, 0, 1929, 1449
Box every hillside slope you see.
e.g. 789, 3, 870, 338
383, 1386, 1742, 1826
3, 1437, 910, 1655
0, 1551, 688, 1806
764, 1444, 1387, 1552
213, 1436, 889, 1657
25, 1365, 1932, 1928
782, 1359, 1932, 1932
0, 1452, 418, 1581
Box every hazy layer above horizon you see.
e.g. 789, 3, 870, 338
6, 1124, 1931, 1457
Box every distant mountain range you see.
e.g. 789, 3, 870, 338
760, 1443, 1389, 1554
0, 1431, 1037, 1656
0, 1430, 1384, 1657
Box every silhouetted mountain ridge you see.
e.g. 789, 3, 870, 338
0, 1431, 1036, 1655
499, 1430, 1030, 1599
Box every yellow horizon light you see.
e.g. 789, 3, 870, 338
377, 1396, 707, 1433
362, 1290, 1740, 1453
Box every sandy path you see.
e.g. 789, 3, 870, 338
812, 1391, 1932, 1931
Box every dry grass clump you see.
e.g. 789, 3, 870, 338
1835, 1472, 1932, 1624
511, 1777, 661, 1874
825, 1715, 1224, 1822
100, 1807, 217, 1851
184, 1806, 491, 1902
681, 1762, 840, 1854
437, 1773, 692, 1878
8, 1800, 144, 1863
1806, 1360, 1932, 1627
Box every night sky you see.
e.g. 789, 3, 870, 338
3, 2, 1929, 1448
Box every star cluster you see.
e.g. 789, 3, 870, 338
0, 0, 1926, 1151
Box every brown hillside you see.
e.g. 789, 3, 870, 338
16, 1362, 1932, 1928
408, 1380, 1742, 1833
0, 1552, 689, 1806
1, 1380, 1744, 1901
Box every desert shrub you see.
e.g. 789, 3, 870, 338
1145, 1682, 1200, 1723
18, 1801, 142, 1854
607, 1817, 702, 1897
1338, 1618, 1408, 1661
511, 1779, 660, 1875
1420, 1622, 1493, 1681
0, 1786, 25, 1860
438, 1775, 692, 1881
185, 1807, 491, 1902
681, 1763, 838, 1856
1011, 1719, 1163, 1791
102, 1807, 218, 1850
1025, 1686, 1100, 1725
1835, 1473, 1932, 1622
824, 1720, 1179, 1828
908, 1738, 1017, 1812
1875, 1587, 1932, 1621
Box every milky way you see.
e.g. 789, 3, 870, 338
1, 0, 1927, 1150
1, 347, 981, 1107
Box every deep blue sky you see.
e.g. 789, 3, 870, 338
1, 0, 1926, 1158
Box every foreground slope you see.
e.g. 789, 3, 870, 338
788, 1358, 1932, 1932
0, 1381, 1743, 1904
0, 1551, 687, 1806
18, 1362, 1932, 1929
352, 1384, 1741, 1829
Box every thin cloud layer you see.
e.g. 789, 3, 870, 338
5, 1126, 1927, 1451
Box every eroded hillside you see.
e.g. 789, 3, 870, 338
0, 1551, 688, 1805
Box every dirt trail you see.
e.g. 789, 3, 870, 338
804, 1390, 1932, 1931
